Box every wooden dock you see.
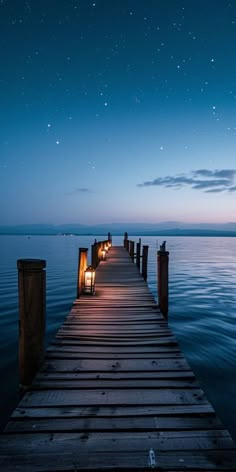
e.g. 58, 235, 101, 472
1, 245, 236, 470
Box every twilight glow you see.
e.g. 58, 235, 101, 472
1, 1, 236, 226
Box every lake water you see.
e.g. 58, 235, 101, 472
0, 235, 236, 439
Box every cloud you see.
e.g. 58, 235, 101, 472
65, 187, 93, 195
137, 169, 236, 193
193, 169, 236, 179
76, 187, 92, 193
228, 185, 236, 192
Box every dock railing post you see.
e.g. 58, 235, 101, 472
157, 242, 169, 320
77, 248, 88, 297
17, 259, 46, 389
124, 232, 128, 250
91, 241, 99, 268
136, 238, 141, 269
142, 245, 149, 281
129, 240, 135, 261
97, 242, 102, 261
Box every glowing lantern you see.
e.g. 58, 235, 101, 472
84, 266, 95, 294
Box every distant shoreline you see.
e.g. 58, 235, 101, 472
1, 230, 236, 237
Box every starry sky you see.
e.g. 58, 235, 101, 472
1, 0, 236, 226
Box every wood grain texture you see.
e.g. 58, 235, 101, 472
1, 245, 236, 471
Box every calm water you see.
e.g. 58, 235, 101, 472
0, 235, 236, 439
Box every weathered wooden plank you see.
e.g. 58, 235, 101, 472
12, 403, 216, 418
53, 338, 178, 347
63, 320, 166, 326
30, 378, 197, 390
55, 333, 176, 340
1, 450, 236, 471
58, 326, 171, 334
19, 388, 208, 407
40, 357, 190, 372
34, 371, 196, 381
56, 330, 173, 337
0, 430, 234, 452
5, 415, 223, 433
47, 344, 181, 353
45, 351, 183, 360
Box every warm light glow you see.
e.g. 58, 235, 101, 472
101, 249, 106, 260
84, 266, 95, 294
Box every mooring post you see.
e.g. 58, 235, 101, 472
142, 245, 149, 281
124, 232, 128, 249
77, 248, 88, 297
17, 259, 46, 389
91, 242, 99, 268
129, 240, 135, 261
157, 244, 169, 320
136, 238, 141, 269
97, 241, 102, 261
108, 232, 112, 244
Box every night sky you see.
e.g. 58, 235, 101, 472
1, 0, 236, 226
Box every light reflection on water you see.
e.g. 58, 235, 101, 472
0, 235, 235, 440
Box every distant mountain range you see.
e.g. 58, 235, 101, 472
1, 222, 236, 236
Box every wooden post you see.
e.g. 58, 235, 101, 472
77, 248, 88, 297
108, 232, 112, 244
142, 245, 149, 282
136, 238, 141, 269
124, 232, 128, 249
129, 240, 135, 261
157, 249, 169, 320
17, 259, 46, 389
97, 242, 102, 261
91, 242, 99, 268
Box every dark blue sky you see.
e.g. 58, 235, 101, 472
1, 0, 236, 225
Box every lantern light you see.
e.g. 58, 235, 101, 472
101, 249, 106, 261
104, 244, 109, 252
84, 265, 95, 295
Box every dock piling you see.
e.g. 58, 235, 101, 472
141, 245, 149, 281
157, 245, 169, 319
136, 238, 141, 269
129, 240, 135, 261
91, 242, 99, 268
17, 259, 46, 389
124, 232, 128, 250
77, 248, 88, 297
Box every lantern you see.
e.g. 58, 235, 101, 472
101, 249, 106, 261
84, 266, 95, 294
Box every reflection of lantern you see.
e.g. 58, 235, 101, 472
84, 266, 95, 294
101, 249, 106, 261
